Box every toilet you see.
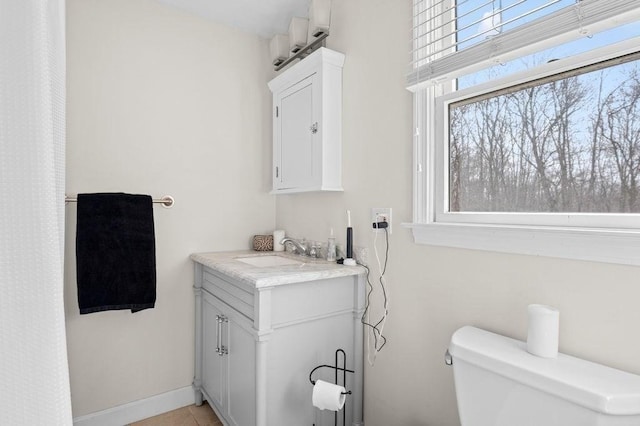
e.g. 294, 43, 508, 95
448, 326, 640, 426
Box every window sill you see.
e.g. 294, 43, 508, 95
405, 222, 640, 267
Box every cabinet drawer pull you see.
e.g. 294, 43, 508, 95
215, 315, 223, 354
216, 315, 229, 356
310, 122, 318, 134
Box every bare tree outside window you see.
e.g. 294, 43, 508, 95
449, 58, 640, 214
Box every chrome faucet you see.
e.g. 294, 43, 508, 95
280, 237, 307, 256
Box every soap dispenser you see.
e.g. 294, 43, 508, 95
327, 228, 336, 262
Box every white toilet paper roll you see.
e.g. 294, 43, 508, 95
273, 230, 285, 252
527, 304, 560, 358
312, 380, 346, 411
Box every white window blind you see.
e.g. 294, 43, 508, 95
408, 0, 640, 90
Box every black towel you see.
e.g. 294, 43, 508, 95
76, 193, 156, 314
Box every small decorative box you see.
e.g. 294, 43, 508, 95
253, 235, 274, 251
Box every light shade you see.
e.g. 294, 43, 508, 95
270, 34, 289, 65
288, 17, 309, 55
308, 0, 332, 40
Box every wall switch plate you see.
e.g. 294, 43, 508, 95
371, 208, 392, 234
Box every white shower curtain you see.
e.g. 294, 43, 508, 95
0, 0, 73, 424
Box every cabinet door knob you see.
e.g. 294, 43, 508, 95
310, 122, 318, 134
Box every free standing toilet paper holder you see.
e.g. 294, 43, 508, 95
309, 348, 354, 426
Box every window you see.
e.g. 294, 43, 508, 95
408, 0, 640, 266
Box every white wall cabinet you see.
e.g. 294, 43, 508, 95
193, 257, 364, 426
268, 48, 345, 194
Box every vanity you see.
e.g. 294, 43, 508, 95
191, 251, 365, 426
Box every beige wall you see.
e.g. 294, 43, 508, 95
65, 0, 274, 416
65, 0, 640, 424
276, 1, 640, 425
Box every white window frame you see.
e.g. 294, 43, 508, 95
407, 37, 640, 267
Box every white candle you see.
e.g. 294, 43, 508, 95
347, 210, 351, 228
273, 230, 285, 252
527, 304, 559, 358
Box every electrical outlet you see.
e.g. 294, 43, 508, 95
371, 208, 392, 234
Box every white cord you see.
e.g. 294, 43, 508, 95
373, 229, 389, 352
365, 231, 379, 366
367, 228, 390, 366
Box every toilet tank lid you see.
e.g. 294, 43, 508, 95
449, 326, 640, 416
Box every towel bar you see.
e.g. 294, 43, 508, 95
65, 194, 174, 208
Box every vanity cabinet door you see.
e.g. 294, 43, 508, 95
202, 295, 225, 411
226, 317, 256, 426
202, 290, 256, 426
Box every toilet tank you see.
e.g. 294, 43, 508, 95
449, 326, 640, 426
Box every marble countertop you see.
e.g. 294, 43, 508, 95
190, 250, 365, 288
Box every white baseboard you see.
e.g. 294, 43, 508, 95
73, 386, 195, 426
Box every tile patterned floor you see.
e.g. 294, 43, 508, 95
130, 402, 221, 426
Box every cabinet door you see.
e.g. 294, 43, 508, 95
204, 291, 257, 426
202, 295, 226, 412
275, 74, 316, 190
225, 318, 256, 426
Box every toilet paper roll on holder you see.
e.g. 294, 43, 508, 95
309, 349, 354, 395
